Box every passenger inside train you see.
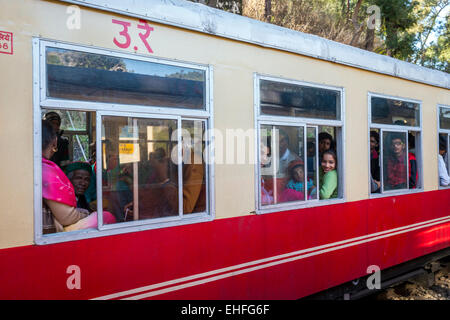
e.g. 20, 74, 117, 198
279, 160, 316, 202
370, 130, 381, 193
260, 127, 338, 204
438, 135, 450, 187
260, 140, 274, 206
319, 150, 338, 199
383, 132, 418, 190
318, 132, 335, 160
41, 119, 116, 234
277, 129, 300, 178
43, 111, 70, 168
64, 161, 94, 213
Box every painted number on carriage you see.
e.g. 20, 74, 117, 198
112, 19, 154, 53
0, 31, 13, 55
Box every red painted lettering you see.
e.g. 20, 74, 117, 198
112, 19, 131, 49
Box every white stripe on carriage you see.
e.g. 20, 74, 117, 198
92, 215, 450, 300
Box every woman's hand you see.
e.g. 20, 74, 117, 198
124, 202, 133, 220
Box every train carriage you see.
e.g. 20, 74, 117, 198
0, 0, 449, 300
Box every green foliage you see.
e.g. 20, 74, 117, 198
167, 70, 205, 81
47, 49, 127, 71
420, 14, 450, 72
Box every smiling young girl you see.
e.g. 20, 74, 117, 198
319, 150, 338, 199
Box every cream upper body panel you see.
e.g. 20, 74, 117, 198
0, 0, 448, 248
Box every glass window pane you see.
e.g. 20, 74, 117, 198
408, 131, 419, 189
318, 128, 339, 200
439, 133, 449, 174
41, 109, 96, 235
181, 120, 207, 214
370, 129, 381, 193
383, 131, 408, 191
260, 125, 305, 205
102, 116, 179, 224
42, 109, 89, 167
260, 80, 341, 120
46, 47, 206, 110
260, 125, 274, 206
371, 97, 420, 127
439, 107, 450, 130
72, 134, 89, 162
318, 126, 337, 159
307, 127, 318, 200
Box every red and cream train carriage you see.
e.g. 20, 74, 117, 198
0, 0, 449, 299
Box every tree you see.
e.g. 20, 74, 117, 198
411, 0, 449, 66
187, 0, 449, 72
419, 13, 450, 71
188, 0, 242, 14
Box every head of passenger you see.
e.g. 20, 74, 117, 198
278, 130, 289, 156
42, 120, 57, 161
390, 133, 405, 156
321, 150, 337, 174
307, 142, 315, 157
260, 140, 271, 167
150, 147, 167, 163
43, 112, 62, 134
370, 131, 379, 152
65, 162, 92, 196
439, 136, 447, 156
288, 160, 305, 183
319, 132, 333, 154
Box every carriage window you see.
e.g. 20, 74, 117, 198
260, 80, 341, 120
371, 96, 420, 127
439, 106, 450, 130
41, 109, 96, 234
369, 95, 422, 195
438, 106, 450, 187
257, 77, 343, 212
46, 47, 206, 110
37, 41, 211, 243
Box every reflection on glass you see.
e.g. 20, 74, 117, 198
181, 120, 207, 214
72, 135, 89, 162
260, 80, 341, 120
307, 127, 318, 200
259, 125, 307, 205
383, 131, 408, 191
102, 116, 179, 224
371, 97, 420, 127
260, 125, 274, 206
439, 107, 450, 130
42, 109, 90, 165
439, 133, 449, 176
46, 47, 206, 109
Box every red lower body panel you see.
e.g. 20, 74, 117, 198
0, 189, 449, 299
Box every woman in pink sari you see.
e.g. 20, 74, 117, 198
41, 119, 115, 234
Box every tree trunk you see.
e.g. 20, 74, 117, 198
265, 0, 271, 21
364, 28, 375, 51
208, 0, 218, 8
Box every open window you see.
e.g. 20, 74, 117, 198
256, 76, 344, 213
35, 40, 212, 244
438, 105, 450, 188
369, 94, 422, 195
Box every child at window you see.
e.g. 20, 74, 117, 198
280, 160, 316, 202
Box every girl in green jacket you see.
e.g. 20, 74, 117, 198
319, 150, 338, 199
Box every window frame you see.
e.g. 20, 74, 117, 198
254, 74, 345, 214
368, 92, 423, 198
438, 104, 450, 189
33, 39, 215, 245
